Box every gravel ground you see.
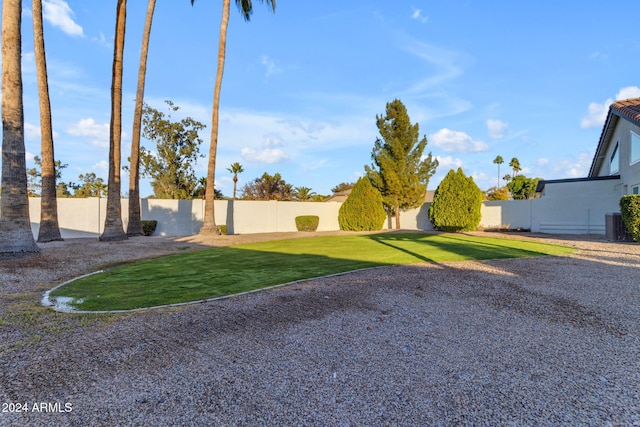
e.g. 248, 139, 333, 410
0, 231, 639, 426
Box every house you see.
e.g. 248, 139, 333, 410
533, 97, 640, 235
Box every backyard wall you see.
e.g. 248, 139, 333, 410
22, 186, 624, 238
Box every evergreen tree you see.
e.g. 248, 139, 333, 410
338, 177, 386, 231
429, 168, 483, 232
365, 99, 438, 229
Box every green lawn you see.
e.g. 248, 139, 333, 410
49, 233, 574, 311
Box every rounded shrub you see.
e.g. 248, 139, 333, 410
140, 220, 158, 236
338, 177, 386, 231
429, 168, 483, 232
295, 216, 319, 232
620, 195, 640, 242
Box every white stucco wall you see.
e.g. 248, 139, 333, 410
23, 186, 625, 238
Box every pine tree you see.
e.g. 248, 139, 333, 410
365, 99, 438, 229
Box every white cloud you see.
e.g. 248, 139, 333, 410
487, 119, 508, 139
411, 8, 429, 23
429, 128, 489, 153
581, 86, 640, 129
43, 0, 84, 37
24, 122, 60, 142
434, 155, 464, 170
241, 147, 289, 164
261, 55, 282, 79
68, 118, 109, 147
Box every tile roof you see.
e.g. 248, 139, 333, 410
610, 97, 640, 126
588, 97, 640, 177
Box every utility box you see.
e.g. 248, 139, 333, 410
605, 213, 633, 241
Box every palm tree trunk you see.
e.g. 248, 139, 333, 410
32, 0, 62, 243
0, 0, 39, 254
100, 0, 127, 242
127, 0, 156, 236
200, 0, 231, 236
395, 204, 401, 229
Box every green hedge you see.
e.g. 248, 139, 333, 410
295, 216, 319, 232
140, 220, 157, 236
429, 168, 483, 232
620, 195, 640, 242
338, 177, 386, 231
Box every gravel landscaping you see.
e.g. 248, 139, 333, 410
0, 231, 639, 426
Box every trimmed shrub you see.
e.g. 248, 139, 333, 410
620, 195, 640, 242
429, 168, 483, 232
338, 177, 386, 231
295, 216, 320, 232
218, 225, 228, 235
140, 220, 157, 236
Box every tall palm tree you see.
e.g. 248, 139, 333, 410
127, 0, 156, 236
0, 0, 39, 253
100, 0, 128, 241
191, 0, 276, 235
509, 157, 521, 178
32, 0, 62, 243
226, 162, 244, 200
492, 155, 503, 189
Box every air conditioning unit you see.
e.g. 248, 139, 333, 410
605, 213, 633, 241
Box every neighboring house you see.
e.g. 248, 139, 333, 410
533, 97, 640, 235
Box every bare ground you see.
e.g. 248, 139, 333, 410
1, 231, 639, 426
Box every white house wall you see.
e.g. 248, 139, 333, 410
596, 118, 640, 192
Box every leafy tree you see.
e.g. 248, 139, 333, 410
509, 157, 521, 177
32, 0, 62, 242
485, 186, 510, 200
27, 156, 67, 197
331, 182, 354, 194
365, 99, 438, 229
101, 0, 127, 242
241, 172, 293, 201
294, 186, 317, 201
191, 0, 276, 236
73, 173, 107, 198
507, 175, 541, 200
138, 102, 206, 199
127, 0, 157, 236
429, 168, 483, 232
0, 0, 39, 253
192, 177, 224, 200
338, 177, 386, 231
492, 155, 504, 189
226, 162, 244, 200
56, 182, 73, 198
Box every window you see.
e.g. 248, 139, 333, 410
610, 142, 619, 174
633, 185, 640, 195
632, 131, 640, 165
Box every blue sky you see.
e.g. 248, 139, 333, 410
16, 0, 640, 197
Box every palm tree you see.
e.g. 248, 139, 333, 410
226, 162, 244, 200
503, 174, 512, 183
32, 0, 62, 243
191, 0, 276, 235
294, 186, 316, 201
509, 157, 521, 178
0, 0, 39, 253
492, 155, 503, 189
127, 0, 156, 236
100, 0, 128, 241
